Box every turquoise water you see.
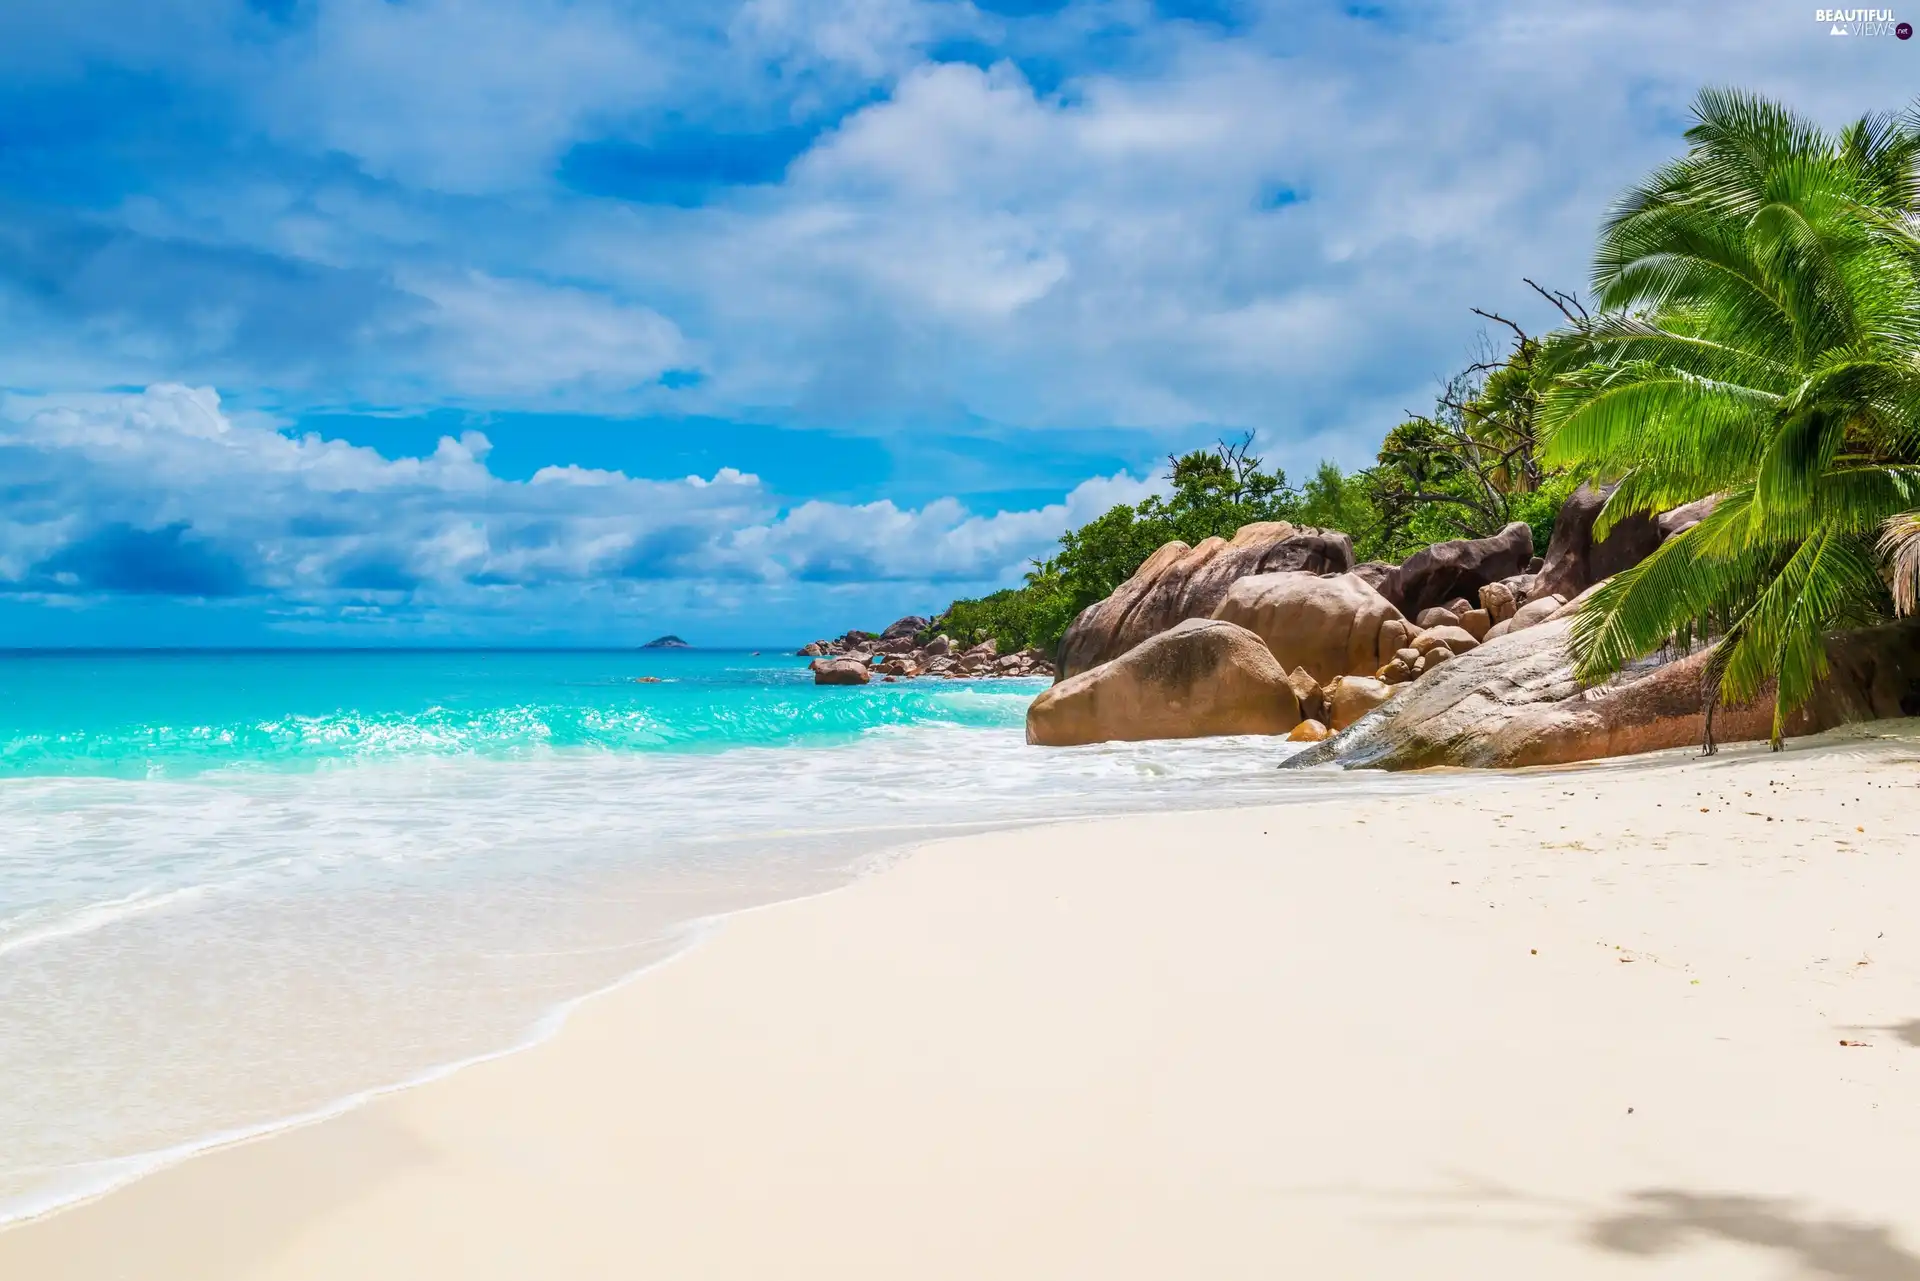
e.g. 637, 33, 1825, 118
0, 648, 1029, 778
0, 647, 1451, 1226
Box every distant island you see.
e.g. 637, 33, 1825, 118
640, 635, 690, 649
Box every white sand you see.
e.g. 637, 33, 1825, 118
6, 732, 1920, 1279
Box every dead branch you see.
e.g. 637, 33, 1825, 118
1524, 277, 1589, 324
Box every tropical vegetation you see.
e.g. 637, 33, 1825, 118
1539, 88, 1920, 746
939, 88, 1920, 753
934, 327, 1574, 652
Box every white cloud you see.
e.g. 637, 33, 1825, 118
0, 386, 1146, 628
259, 0, 675, 193
9, 0, 1920, 637
409, 272, 692, 396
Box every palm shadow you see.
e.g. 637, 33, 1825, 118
1589, 1190, 1920, 1281
1876, 1019, 1920, 1047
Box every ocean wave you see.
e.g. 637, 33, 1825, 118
0, 667, 1046, 779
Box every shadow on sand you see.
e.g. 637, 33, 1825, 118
1588, 1190, 1920, 1281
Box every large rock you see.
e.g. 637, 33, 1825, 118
1658, 495, 1718, 538
880, 615, 929, 640
1056, 524, 1356, 678
1369, 522, 1535, 618
1534, 483, 1664, 603
1351, 562, 1398, 597
1283, 616, 1920, 770
1027, 618, 1302, 746
1209, 571, 1408, 686
811, 657, 872, 686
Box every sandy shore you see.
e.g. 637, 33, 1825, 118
6, 731, 1920, 1279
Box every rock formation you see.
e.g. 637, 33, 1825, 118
1026, 618, 1302, 746
1365, 522, 1535, 618
797, 615, 1053, 682
1284, 616, 1920, 770
1532, 482, 1664, 603
1055, 523, 1355, 678
1210, 571, 1409, 686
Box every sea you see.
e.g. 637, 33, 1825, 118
0, 646, 1448, 1223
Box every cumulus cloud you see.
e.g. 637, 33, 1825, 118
8, 0, 1912, 443
3, 0, 1916, 635
407, 272, 693, 396
0, 386, 1151, 632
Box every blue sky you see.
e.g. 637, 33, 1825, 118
2, 0, 1916, 645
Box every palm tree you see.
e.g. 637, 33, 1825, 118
1538, 88, 1920, 747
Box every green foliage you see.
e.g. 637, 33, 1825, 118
926, 323, 1576, 656
1539, 87, 1920, 746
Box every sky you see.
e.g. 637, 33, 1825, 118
1, 0, 1916, 646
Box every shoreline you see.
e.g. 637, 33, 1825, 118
0, 760, 1376, 1230
7, 731, 1920, 1276
0, 710, 1360, 1225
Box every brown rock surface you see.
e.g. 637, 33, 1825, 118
880, 615, 930, 640
1507, 593, 1567, 634
1368, 522, 1535, 617
1026, 618, 1302, 746
1324, 675, 1396, 731
1411, 624, 1480, 656
1287, 719, 1330, 743
1534, 482, 1663, 604
1377, 617, 1418, 657
1283, 666, 1328, 725
1658, 495, 1718, 538
811, 658, 873, 686
1210, 571, 1407, 686
1056, 526, 1355, 678
1282, 616, 1920, 770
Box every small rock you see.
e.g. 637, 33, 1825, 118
1288, 719, 1331, 742
1325, 675, 1395, 731
1283, 665, 1327, 724
1412, 624, 1480, 655
1508, 593, 1568, 634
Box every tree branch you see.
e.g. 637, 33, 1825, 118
1471, 306, 1529, 343
1524, 276, 1590, 324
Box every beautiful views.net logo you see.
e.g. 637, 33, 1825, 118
1815, 7, 1913, 35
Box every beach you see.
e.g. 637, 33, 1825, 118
5, 729, 1918, 1279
